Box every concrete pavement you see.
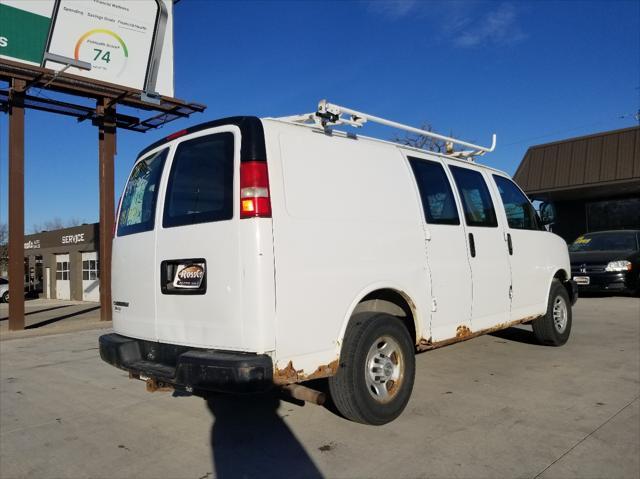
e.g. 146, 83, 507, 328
0, 296, 638, 478
0, 299, 104, 338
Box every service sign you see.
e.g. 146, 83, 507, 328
0, 0, 174, 97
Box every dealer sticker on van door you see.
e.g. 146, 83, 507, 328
173, 263, 206, 289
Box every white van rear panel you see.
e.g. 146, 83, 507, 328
153, 128, 243, 350
113, 124, 276, 353
112, 147, 168, 342
112, 231, 159, 341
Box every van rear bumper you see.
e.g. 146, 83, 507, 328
99, 333, 274, 393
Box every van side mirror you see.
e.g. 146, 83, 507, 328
539, 202, 556, 225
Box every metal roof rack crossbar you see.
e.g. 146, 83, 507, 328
274, 99, 497, 160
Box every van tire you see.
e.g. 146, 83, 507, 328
532, 280, 572, 346
1, 291, 8, 303
328, 313, 415, 425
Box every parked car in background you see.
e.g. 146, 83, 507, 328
0, 277, 8, 303
569, 230, 640, 295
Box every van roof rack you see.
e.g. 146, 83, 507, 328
274, 99, 497, 161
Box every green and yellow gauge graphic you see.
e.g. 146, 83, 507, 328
74, 29, 128, 77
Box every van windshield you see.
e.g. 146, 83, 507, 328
117, 149, 168, 236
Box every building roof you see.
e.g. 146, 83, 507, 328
513, 126, 640, 200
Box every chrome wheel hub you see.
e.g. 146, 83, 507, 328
553, 296, 568, 333
365, 336, 404, 403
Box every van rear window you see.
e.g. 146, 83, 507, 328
117, 149, 168, 237
163, 132, 234, 228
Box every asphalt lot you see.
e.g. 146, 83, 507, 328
1, 296, 638, 479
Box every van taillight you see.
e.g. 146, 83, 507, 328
240, 161, 271, 218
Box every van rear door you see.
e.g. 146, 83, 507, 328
112, 148, 168, 340
154, 128, 244, 350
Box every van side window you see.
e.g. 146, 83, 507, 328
493, 175, 540, 230
450, 166, 498, 227
408, 157, 460, 225
117, 148, 168, 236
163, 133, 234, 228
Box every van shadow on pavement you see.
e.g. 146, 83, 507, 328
205, 391, 323, 479
488, 326, 539, 345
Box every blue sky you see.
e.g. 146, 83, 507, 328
0, 0, 638, 231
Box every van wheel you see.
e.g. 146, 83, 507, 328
532, 280, 572, 346
329, 313, 415, 425
1, 291, 8, 303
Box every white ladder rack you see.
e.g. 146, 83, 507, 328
275, 99, 497, 161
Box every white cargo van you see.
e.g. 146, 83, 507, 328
100, 101, 577, 425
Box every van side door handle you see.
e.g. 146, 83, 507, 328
507, 233, 513, 255
468, 233, 476, 258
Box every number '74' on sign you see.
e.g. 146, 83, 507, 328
93, 49, 111, 63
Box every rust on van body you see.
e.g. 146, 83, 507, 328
456, 325, 472, 338
274, 361, 301, 383
274, 315, 541, 384
417, 315, 541, 351
145, 377, 174, 393
274, 359, 340, 385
